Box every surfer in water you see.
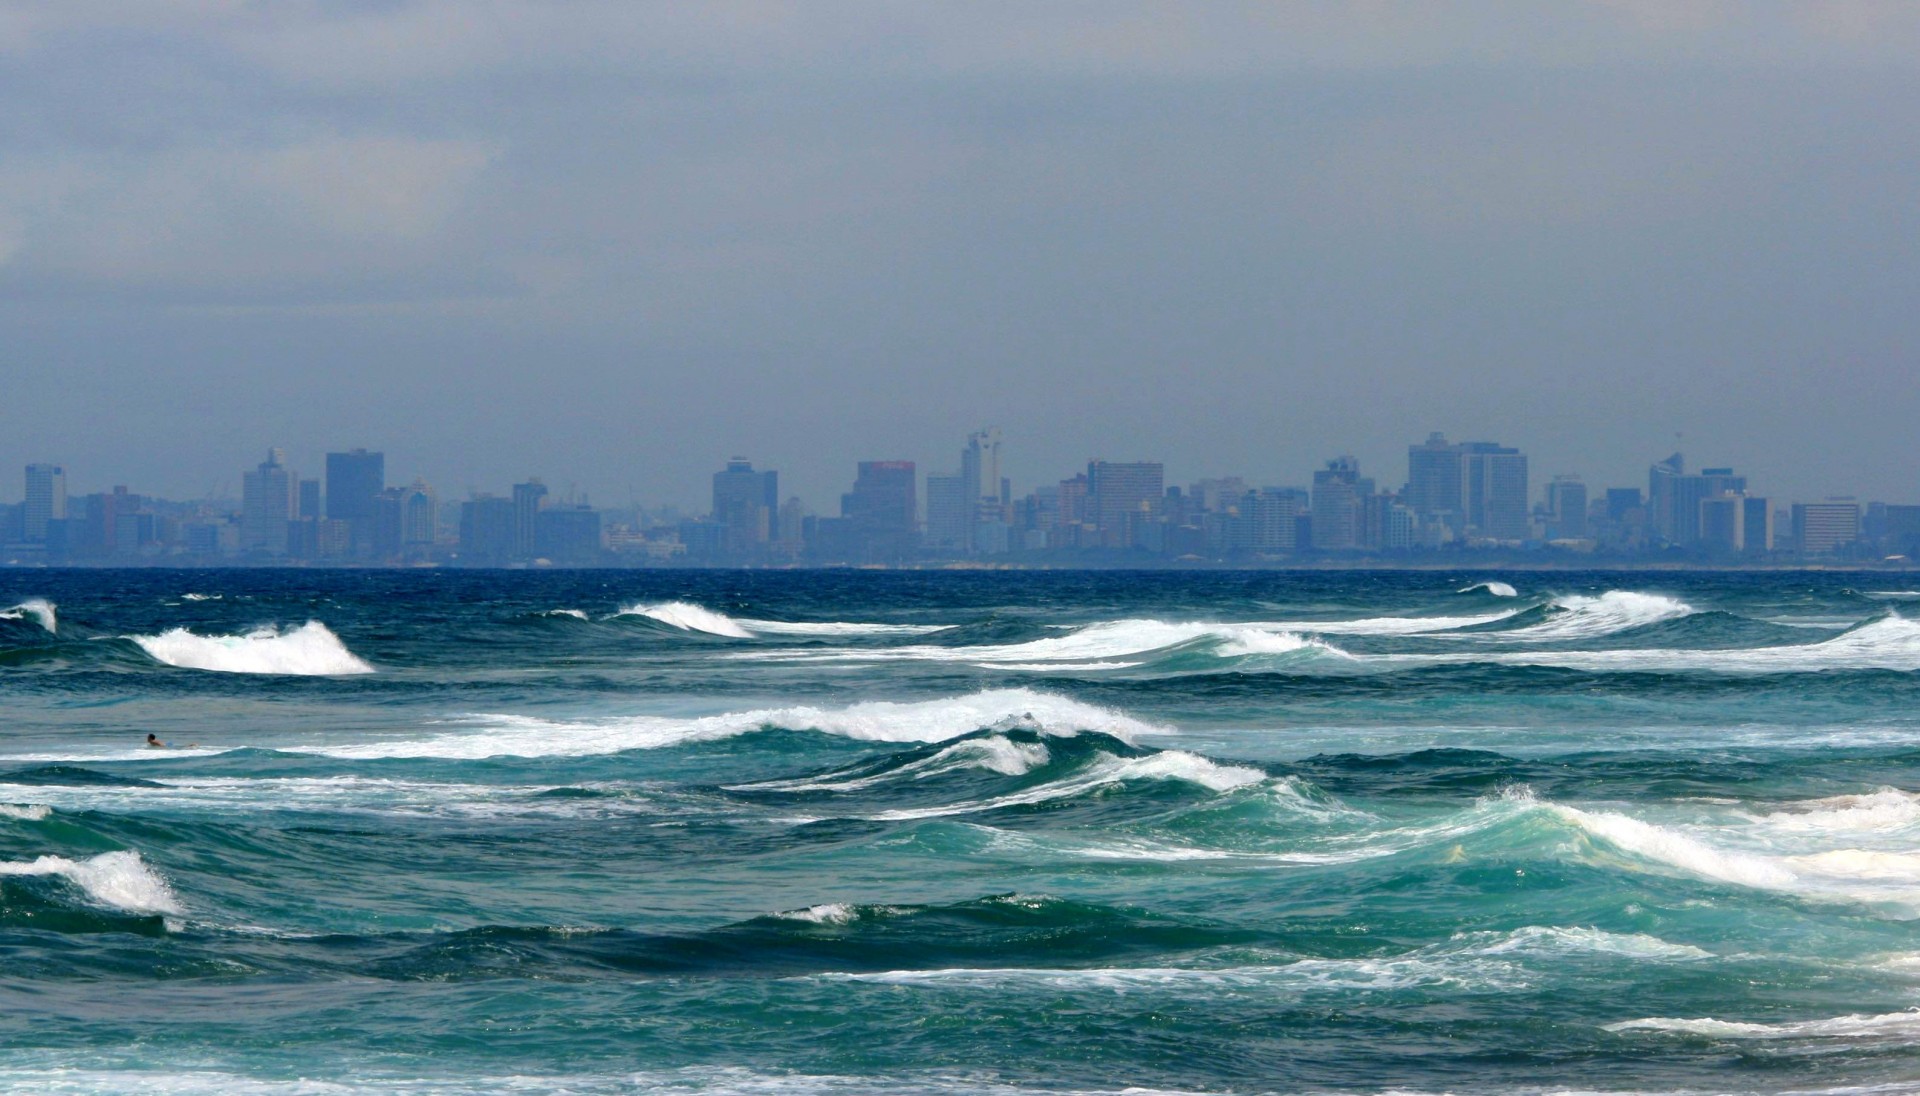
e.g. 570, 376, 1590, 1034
146, 733, 199, 749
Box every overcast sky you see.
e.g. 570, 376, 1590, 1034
4, 2, 1918, 511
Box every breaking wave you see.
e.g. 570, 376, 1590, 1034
1607, 1009, 1920, 1040
129, 621, 374, 675
303, 689, 1167, 759
615, 600, 949, 638
1458, 581, 1519, 597
0, 850, 182, 914
0, 598, 57, 633
862, 749, 1270, 821
1499, 591, 1694, 640
1482, 614, 1920, 674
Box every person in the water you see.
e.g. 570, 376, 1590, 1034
146, 733, 199, 749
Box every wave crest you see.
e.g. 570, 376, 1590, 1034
305, 689, 1167, 759
0, 850, 182, 914
129, 621, 374, 675
0, 598, 56, 633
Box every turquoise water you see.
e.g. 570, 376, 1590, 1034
4, 570, 1920, 1094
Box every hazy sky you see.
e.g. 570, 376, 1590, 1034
4, 2, 1918, 511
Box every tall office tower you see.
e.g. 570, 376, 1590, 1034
1648, 454, 1747, 546
326, 449, 385, 555
1190, 477, 1251, 514
1793, 501, 1862, 555
1647, 452, 1684, 538
924, 473, 969, 553
1460, 442, 1529, 540
1546, 475, 1588, 538
961, 427, 1007, 516
459, 495, 517, 563
1086, 460, 1164, 548
297, 479, 322, 521
1405, 433, 1465, 528
841, 460, 918, 561
23, 464, 66, 542
1741, 497, 1773, 553
1699, 494, 1744, 552
711, 458, 779, 557
241, 449, 297, 554
1310, 457, 1365, 550
534, 504, 602, 565
1247, 487, 1308, 552
398, 479, 438, 552
511, 480, 548, 560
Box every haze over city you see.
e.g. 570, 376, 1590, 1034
5, 3, 1919, 508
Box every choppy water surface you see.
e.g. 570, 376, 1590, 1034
5, 570, 1920, 1094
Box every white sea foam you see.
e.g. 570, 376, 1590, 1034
181, 592, 222, 602
129, 621, 374, 675
749, 618, 1353, 668
768, 902, 904, 925
738, 735, 1054, 793
820, 955, 1524, 993
0, 803, 51, 821
0, 597, 57, 632
542, 608, 590, 620
1607, 1009, 1920, 1040
1502, 591, 1694, 640
302, 689, 1166, 759
618, 600, 756, 637
743, 620, 954, 637
1751, 789, 1920, 834
614, 600, 947, 638
1456, 925, 1712, 961
865, 750, 1266, 821
1543, 794, 1920, 912
1458, 581, 1519, 598
0, 850, 182, 914
1482, 614, 1920, 673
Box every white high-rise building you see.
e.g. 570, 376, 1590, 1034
24, 463, 66, 542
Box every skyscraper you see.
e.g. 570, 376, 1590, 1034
1087, 460, 1164, 548
241, 449, 297, 555
924, 473, 969, 553
841, 460, 918, 561
1461, 442, 1529, 540
459, 495, 517, 564
1647, 454, 1746, 546
711, 458, 778, 557
1546, 475, 1588, 539
326, 449, 385, 556
23, 463, 66, 542
1793, 501, 1861, 555
1405, 433, 1465, 529
1311, 457, 1366, 550
512, 480, 548, 560
398, 478, 438, 553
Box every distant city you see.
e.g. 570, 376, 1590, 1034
3, 430, 1915, 567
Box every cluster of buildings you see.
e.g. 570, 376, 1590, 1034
5, 431, 1917, 567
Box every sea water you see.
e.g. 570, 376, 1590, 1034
3, 570, 1920, 1094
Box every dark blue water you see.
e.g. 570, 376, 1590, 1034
4, 570, 1920, 1094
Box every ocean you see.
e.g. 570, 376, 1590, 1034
4, 569, 1920, 1094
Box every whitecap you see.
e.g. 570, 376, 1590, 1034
541, 608, 590, 621
129, 621, 374, 675
0, 597, 57, 633
0, 850, 182, 914
1501, 591, 1694, 640
1607, 1009, 1920, 1040
1458, 581, 1519, 598
299, 689, 1166, 760
613, 600, 946, 638
736, 734, 1053, 792
181, 592, 222, 602
0, 803, 51, 821
865, 750, 1267, 821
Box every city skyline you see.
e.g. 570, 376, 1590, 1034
6, 426, 1913, 566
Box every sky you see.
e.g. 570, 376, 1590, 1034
3, 1, 1918, 511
